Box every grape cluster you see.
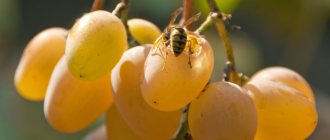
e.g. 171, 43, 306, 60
14, 2, 317, 140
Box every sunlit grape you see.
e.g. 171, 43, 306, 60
249, 66, 315, 103
244, 79, 317, 140
66, 10, 127, 80
111, 45, 181, 140
127, 18, 161, 44
189, 82, 257, 140
14, 27, 67, 101
106, 105, 143, 140
44, 57, 113, 133
141, 33, 214, 111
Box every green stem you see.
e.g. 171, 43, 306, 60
195, 13, 213, 35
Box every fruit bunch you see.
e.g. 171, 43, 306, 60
14, 0, 317, 140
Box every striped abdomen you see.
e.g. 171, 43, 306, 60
170, 27, 187, 57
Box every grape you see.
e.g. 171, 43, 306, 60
189, 82, 257, 140
141, 33, 214, 111
127, 18, 161, 44
106, 105, 143, 140
66, 10, 127, 80
111, 45, 181, 140
44, 57, 113, 133
14, 27, 67, 101
83, 125, 107, 140
249, 66, 315, 103
244, 79, 317, 140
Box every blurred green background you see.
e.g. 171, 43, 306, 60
0, 0, 329, 139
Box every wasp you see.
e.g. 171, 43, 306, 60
152, 8, 201, 70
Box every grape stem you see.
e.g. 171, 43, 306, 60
196, 0, 249, 85
112, 0, 129, 25
208, 0, 244, 85
212, 13, 240, 84
112, 0, 139, 47
91, 0, 105, 11
172, 105, 192, 140
195, 13, 213, 35
180, 0, 193, 27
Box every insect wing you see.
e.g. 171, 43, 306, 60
183, 12, 201, 27
166, 7, 183, 29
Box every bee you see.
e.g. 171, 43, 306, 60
152, 8, 201, 70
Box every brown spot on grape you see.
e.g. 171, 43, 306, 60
153, 101, 157, 104
293, 76, 299, 82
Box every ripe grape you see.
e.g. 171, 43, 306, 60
66, 10, 127, 80
44, 57, 113, 133
249, 66, 315, 103
106, 105, 143, 140
14, 27, 67, 101
141, 33, 214, 111
127, 18, 162, 44
189, 82, 257, 140
111, 45, 181, 140
244, 79, 317, 140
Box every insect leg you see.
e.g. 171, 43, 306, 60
162, 50, 169, 72
187, 40, 193, 68
152, 37, 168, 61
152, 36, 163, 55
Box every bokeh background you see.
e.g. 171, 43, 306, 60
0, 0, 329, 139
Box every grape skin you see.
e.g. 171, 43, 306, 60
244, 78, 317, 140
106, 105, 143, 140
14, 27, 67, 101
111, 45, 181, 140
189, 82, 257, 140
141, 34, 214, 111
248, 66, 315, 103
44, 57, 113, 133
66, 10, 127, 80
127, 18, 162, 44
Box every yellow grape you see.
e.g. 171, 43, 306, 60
111, 45, 181, 140
244, 79, 317, 140
83, 125, 107, 140
44, 57, 113, 133
14, 27, 66, 101
106, 105, 143, 140
249, 66, 315, 103
66, 10, 127, 80
127, 18, 161, 44
141, 33, 214, 111
189, 82, 257, 140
